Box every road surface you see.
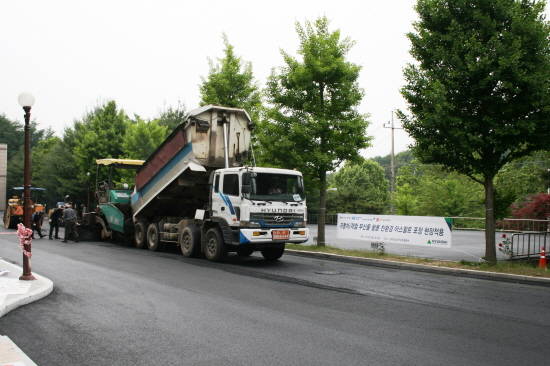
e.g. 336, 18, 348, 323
0, 229, 548, 365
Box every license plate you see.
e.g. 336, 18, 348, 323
272, 230, 290, 240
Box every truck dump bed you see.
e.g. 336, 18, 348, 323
131, 105, 253, 219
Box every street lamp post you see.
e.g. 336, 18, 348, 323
18, 92, 36, 281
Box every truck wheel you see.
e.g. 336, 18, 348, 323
261, 245, 285, 261
237, 247, 254, 257
179, 224, 200, 257
134, 221, 147, 249
147, 222, 162, 251
204, 228, 226, 262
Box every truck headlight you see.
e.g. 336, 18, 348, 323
294, 221, 306, 228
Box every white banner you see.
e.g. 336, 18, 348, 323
337, 214, 452, 248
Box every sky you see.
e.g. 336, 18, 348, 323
2, 1, 546, 159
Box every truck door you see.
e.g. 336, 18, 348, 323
219, 172, 240, 224
211, 172, 223, 218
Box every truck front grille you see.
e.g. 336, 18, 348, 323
249, 212, 304, 226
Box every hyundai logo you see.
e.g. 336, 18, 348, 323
273, 216, 284, 223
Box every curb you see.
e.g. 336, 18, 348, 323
286, 249, 550, 287
0, 259, 54, 318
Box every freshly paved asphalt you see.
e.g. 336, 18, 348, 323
0, 228, 549, 366
307, 225, 512, 261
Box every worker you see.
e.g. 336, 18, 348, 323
31, 211, 45, 239
62, 204, 79, 243
49, 206, 63, 240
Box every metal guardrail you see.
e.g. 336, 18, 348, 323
509, 232, 548, 260
448, 217, 549, 232
307, 214, 338, 225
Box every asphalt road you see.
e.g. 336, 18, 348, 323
306, 225, 512, 261
0, 230, 549, 366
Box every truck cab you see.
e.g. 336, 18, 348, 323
209, 167, 308, 246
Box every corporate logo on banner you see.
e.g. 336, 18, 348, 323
337, 214, 452, 248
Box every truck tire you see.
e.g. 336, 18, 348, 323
146, 222, 162, 251
237, 247, 254, 257
204, 228, 226, 262
134, 221, 147, 249
179, 224, 201, 258
261, 245, 285, 261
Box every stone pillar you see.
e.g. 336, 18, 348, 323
0, 143, 7, 212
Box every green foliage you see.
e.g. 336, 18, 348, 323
393, 163, 484, 217
389, 150, 549, 218
1, 114, 54, 197
31, 137, 76, 207
495, 150, 550, 202
259, 16, 370, 181
157, 103, 187, 133
0, 114, 24, 160
72, 101, 129, 181
401, 0, 550, 179
327, 160, 389, 214
392, 183, 418, 216
401, 0, 550, 262
372, 150, 414, 183
123, 116, 168, 160
199, 35, 262, 122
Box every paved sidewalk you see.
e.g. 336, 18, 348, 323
0, 335, 38, 366
0, 259, 53, 318
1, 259, 53, 366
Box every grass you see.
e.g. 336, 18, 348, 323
286, 244, 550, 278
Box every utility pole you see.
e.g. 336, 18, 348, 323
383, 111, 402, 214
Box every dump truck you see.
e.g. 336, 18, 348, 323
131, 105, 309, 261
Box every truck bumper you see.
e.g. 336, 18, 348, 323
238, 228, 309, 244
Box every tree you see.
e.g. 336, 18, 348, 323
1, 114, 54, 195
260, 17, 370, 246
495, 150, 550, 204
372, 150, 414, 183
199, 35, 262, 122
157, 103, 187, 132
512, 193, 550, 220
327, 160, 389, 214
32, 137, 70, 207
392, 165, 421, 215
72, 101, 129, 182
393, 163, 484, 217
400, 0, 550, 263
123, 117, 168, 160
0, 114, 24, 160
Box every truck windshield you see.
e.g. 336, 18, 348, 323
244, 173, 305, 202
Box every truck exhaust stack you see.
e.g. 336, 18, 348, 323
221, 112, 229, 169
